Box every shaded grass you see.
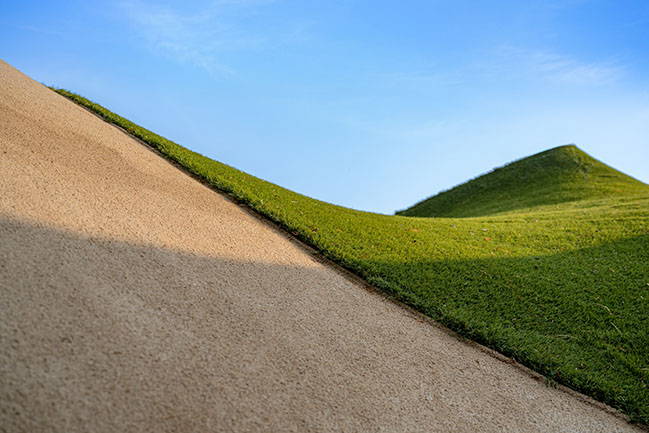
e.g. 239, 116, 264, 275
53, 88, 649, 424
367, 235, 649, 413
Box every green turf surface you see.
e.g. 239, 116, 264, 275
397, 144, 648, 217
53, 88, 649, 424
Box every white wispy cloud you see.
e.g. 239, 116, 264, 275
117, 0, 273, 75
370, 45, 624, 94
492, 47, 625, 86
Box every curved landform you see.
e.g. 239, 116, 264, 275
397, 144, 647, 218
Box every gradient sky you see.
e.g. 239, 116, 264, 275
2, 1, 648, 214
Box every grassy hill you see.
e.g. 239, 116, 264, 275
53, 88, 649, 424
397, 144, 648, 217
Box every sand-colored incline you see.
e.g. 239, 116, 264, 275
0, 60, 642, 433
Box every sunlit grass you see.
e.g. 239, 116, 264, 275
397, 144, 647, 217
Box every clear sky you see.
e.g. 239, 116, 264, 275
2, 1, 648, 214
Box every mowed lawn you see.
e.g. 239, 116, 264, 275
54, 88, 649, 424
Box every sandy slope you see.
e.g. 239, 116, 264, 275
0, 59, 643, 432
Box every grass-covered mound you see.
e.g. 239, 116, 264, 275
53, 88, 649, 424
397, 144, 647, 217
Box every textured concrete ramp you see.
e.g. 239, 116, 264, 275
0, 59, 642, 432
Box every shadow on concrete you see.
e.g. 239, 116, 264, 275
1, 216, 647, 429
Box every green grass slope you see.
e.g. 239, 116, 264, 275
397, 145, 647, 218
53, 88, 649, 424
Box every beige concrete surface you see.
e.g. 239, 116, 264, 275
0, 59, 644, 432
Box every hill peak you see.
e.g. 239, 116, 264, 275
397, 145, 647, 218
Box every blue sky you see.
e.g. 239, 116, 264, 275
2, 1, 648, 214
